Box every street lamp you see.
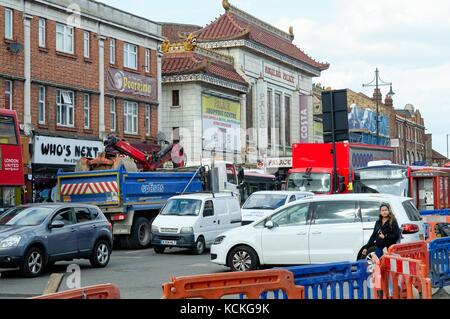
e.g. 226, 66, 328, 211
362, 68, 395, 145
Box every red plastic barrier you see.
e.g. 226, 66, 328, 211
388, 241, 429, 274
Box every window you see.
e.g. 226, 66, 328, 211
38, 86, 45, 124
123, 43, 138, 69
52, 209, 73, 226
145, 48, 151, 72
5, 80, 12, 110
75, 208, 93, 223
173, 127, 180, 143
145, 104, 151, 136
203, 201, 215, 217
110, 99, 116, 132
5, 8, 13, 39
272, 204, 309, 227
288, 196, 297, 203
56, 89, 74, 127
56, 23, 74, 54
83, 31, 90, 58
38, 18, 46, 47
267, 89, 273, 144
285, 96, 291, 146
360, 201, 381, 222
83, 94, 90, 129
274, 93, 281, 146
172, 90, 180, 107
124, 101, 138, 134
110, 39, 116, 64
0, 115, 18, 145
312, 201, 358, 225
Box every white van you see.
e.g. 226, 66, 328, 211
241, 191, 314, 225
151, 193, 241, 255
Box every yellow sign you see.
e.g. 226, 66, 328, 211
202, 95, 240, 124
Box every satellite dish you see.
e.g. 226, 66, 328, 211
8, 42, 23, 54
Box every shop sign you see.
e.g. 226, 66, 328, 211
107, 68, 157, 101
265, 157, 293, 168
33, 136, 104, 166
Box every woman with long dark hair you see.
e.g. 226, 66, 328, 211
362, 203, 401, 258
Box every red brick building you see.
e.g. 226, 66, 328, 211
0, 0, 163, 203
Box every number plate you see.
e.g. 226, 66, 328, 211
161, 240, 177, 246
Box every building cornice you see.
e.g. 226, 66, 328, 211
197, 40, 322, 77
162, 73, 248, 93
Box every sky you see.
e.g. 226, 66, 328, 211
102, 0, 450, 157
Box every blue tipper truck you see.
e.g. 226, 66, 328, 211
57, 166, 205, 249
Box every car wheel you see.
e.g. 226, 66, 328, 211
21, 247, 46, 278
90, 240, 111, 268
228, 246, 259, 272
192, 237, 205, 255
154, 246, 166, 254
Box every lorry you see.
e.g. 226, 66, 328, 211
57, 135, 239, 249
287, 142, 394, 194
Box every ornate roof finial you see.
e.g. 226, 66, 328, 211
289, 26, 294, 40
222, 0, 231, 11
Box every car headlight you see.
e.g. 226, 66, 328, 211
180, 227, 194, 234
151, 225, 159, 233
213, 236, 226, 245
0, 235, 21, 248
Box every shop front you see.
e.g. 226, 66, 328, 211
32, 135, 104, 203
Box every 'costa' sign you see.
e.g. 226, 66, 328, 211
33, 136, 104, 166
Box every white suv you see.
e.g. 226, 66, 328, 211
211, 194, 425, 272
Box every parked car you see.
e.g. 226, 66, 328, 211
241, 191, 314, 225
211, 194, 425, 272
151, 193, 241, 255
0, 203, 113, 277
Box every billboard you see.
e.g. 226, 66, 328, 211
107, 69, 157, 102
202, 95, 241, 153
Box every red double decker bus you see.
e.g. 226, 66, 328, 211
0, 109, 24, 209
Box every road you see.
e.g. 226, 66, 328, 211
0, 247, 226, 299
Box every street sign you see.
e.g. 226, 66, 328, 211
322, 90, 349, 143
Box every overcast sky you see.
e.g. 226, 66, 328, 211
102, 0, 450, 157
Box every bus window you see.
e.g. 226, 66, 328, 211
0, 116, 18, 145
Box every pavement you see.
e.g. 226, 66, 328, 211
0, 247, 226, 299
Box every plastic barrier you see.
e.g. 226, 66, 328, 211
423, 215, 450, 242
420, 209, 450, 216
161, 269, 304, 300
388, 241, 429, 274
282, 261, 372, 300
429, 237, 450, 289
31, 284, 121, 299
374, 255, 432, 299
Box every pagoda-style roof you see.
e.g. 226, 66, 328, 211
193, 0, 329, 71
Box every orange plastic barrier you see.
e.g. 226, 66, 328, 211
388, 241, 429, 274
161, 269, 304, 299
374, 255, 432, 300
31, 284, 121, 299
423, 215, 450, 242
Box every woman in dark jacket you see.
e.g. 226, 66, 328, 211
362, 203, 401, 259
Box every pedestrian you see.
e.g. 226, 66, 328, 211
362, 203, 401, 259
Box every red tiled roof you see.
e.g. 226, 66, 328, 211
194, 12, 329, 71
162, 51, 248, 86
161, 23, 202, 43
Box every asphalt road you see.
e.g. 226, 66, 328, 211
0, 247, 227, 299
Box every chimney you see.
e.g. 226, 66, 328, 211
385, 95, 393, 108
373, 88, 382, 104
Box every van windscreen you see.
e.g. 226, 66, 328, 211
161, 199, 202, 216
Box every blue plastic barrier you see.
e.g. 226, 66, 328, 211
429, 237, 450, 288
281, 261, 372, 300
420, 209, 450, 216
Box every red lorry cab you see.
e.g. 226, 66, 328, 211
287, 142, 394, 194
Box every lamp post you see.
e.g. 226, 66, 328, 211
363, 68, 395, 145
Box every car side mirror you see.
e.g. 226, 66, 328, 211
265, 220, 275, 229
49, 220, 65, 229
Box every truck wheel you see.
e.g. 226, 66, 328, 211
122, 217, 152, 250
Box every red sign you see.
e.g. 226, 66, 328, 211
0, 110, 24, 186
299, 95, 309, 143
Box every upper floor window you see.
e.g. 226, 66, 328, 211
56, 89, 74, 127
56, 23, 74, 54
145, 48, 151, 73
124, 101, 138, 134
123, 43, 138, 69
83, 31, 90, 58
38, 18, 46, 47
5, 80, 12, 110
5, 8, 13, 40
172, 90, 180, 107
145, 104, 151, 136
110, 39, 116, 64
38, 86, 46, 124
83, 94, 90, 129
110, 99, 116, 132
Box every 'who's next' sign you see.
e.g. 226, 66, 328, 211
33, 136, 104, 166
